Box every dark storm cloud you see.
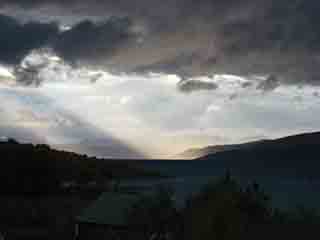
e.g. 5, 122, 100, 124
241, 82, 253, 89
0, 0, 77, 8
13, 48, 52, 86
53, 17, 137, 65
257, 75, 280, 92
229, 93, 238, 100
0, 13, 136, 84
177, 79, 218, 93
89, 72, 104, 83
0, 14, 59, 65
14, 66, 42, 86
2, 0, 320, 86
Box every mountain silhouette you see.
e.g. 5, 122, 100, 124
196, 132, 320, 179
141, 132, 320, 180
176, 140, 269, 159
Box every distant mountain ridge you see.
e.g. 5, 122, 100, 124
196, 131, 320, 178
142, 131, 320, 179
176, 139, 270, 159
177, 132, 320, 159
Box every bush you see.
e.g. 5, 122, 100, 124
127, 184, 181, 240
183, 173, 272, 240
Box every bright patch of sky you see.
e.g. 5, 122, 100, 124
1, 50, 320, 157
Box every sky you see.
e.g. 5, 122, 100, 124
1, 0, 320, 158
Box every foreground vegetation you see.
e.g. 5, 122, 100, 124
127, 172, 320, 240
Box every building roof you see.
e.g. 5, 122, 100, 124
76, 192, 139, 226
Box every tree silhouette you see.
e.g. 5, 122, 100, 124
183, 173, 272, 240
127, 184, 180, 240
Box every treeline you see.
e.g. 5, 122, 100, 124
127, 173, 320, 240
0, 139, 160, 194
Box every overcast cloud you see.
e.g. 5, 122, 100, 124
1, 1, 320, 157
0, 1, 320, 85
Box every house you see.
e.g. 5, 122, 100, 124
75, 192, 143, 240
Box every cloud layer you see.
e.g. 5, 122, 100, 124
1, 1, 320, 88
1, 0, 320, 86
2, 1, 320, 157
52, 17, 137, 66
2, 60, 320, 157
0, 14, 58, 65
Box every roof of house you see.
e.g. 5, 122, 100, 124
76, 192, 139, 226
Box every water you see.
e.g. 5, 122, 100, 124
124, 176, 320, 210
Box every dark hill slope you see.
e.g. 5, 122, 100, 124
198, 132, 320, 178
0, 139, 159, 194
176, 140, 269, 159
139, 132, 320, 179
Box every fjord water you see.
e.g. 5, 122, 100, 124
124, 160, 320, 210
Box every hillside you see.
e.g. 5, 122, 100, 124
140, 132, 320, 179
176, 140, 269, 159
197, 132, 320, 178
0, 139, 160, 194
